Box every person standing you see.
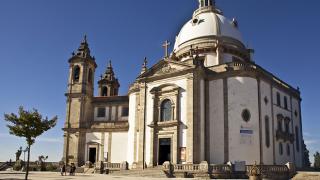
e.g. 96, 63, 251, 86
60, 164, 66, 176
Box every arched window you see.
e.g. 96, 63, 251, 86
279, 142, 283, 155
284, 96, 288, 109
287, 144, 291, 156
73, 65, 80, 82
101, 87, 108, 96
160, 99, 172, 122
88, 68, 93, 84
276, 92, 281, 106
265, 116, 270, 148
295, 126, 300, 152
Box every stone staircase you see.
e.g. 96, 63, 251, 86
0, 162, 11, 171
83, 167, 95, 174
108, 166, 167, 178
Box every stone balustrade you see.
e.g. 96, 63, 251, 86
163, 161, 296, 179
104, 162, 121, 169
94, 161, 128, 174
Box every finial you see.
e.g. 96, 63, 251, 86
108, 60, 112, 68
83, 34, 87, 43
143, 57, 148, 68
232, 18, 238, 28
141, 57, 148, 74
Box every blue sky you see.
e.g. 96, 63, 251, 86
0, 0, 319, 163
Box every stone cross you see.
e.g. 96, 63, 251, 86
162, 40, 171, 58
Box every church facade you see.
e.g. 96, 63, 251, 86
62, 0, 304, 168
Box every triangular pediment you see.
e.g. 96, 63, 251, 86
138, 59, 193, 78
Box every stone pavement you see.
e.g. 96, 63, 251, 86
0, 171, 178, 180
1, 171, 320, 180
293, 171, 320, 180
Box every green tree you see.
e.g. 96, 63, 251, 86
4, 106, 57, 180
302, 140, 311, 168
314, 152, 320, 170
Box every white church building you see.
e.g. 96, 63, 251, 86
62, 0, 304, 169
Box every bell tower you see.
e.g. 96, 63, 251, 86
98, 61, 120, 97
63, 35, 97, 166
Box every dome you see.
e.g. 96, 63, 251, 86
173, 7, 243, 52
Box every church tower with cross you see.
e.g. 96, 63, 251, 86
63, 35, 97, 165
62, 0, 303, 170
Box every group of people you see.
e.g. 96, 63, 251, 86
60, 163, 76, 176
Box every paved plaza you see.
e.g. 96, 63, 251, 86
0, 171, 171, 180
1, 171, 320, 180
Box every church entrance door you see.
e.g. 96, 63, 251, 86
158, 138, 171, 165
89, 147, 96, 164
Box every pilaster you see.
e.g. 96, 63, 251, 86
101, 132, 105, 162
108, 132, 112, 162
223, 78, 229, 163
137, 83, 147, 168
186, 75, 194, 163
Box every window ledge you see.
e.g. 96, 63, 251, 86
148, 120, 180, 128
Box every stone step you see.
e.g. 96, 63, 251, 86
109, 168, 167, 178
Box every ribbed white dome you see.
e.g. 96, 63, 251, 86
174, 11, 243, 52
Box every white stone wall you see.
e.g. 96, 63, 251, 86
85, 132, 128, 163
85, 132, 103, 162
110, 132, 128, 163
228, 77, 260, 164
127, 93, 137, 165
208, 79, 225, 164
260, 80, 274, 165
144, 76, 188, 165
104, 133, 109, 161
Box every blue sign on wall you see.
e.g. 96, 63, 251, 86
240, 129, 253, 134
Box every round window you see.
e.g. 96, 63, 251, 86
242, 109, 251, 122
192, 18, 199, 24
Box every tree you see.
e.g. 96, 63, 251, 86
4, 106, 57, 180
302, 140, 311, 168
314, 152, 320, 170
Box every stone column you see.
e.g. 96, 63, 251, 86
186, 75, 194, 163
